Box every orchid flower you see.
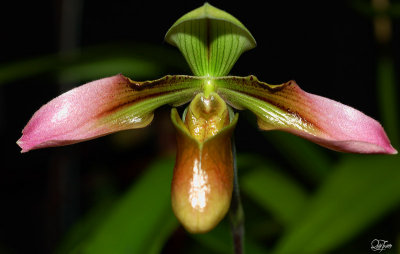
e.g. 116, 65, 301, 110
17, 3, 396, 235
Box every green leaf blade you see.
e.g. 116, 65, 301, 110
273, 155, 400, 254
81, 157, 178, 254
240, 158, 308, 227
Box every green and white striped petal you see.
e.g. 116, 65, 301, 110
165, 3, 256, 77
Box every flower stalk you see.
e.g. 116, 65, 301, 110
229, 138, 245, 254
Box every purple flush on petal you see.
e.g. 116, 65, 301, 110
17, 75, 151, 152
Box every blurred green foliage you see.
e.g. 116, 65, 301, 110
55, 152, 400, 254
0, 43, 189, 85
274, 155, 400, 254
57, 157, 179, 254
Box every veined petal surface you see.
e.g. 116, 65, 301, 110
165, 3, 256, 77
216, 76, 397, 154
18, 74, 202, 152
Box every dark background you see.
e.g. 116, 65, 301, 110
1, 1, 399, 253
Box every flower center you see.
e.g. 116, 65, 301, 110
184, 92, 229, 143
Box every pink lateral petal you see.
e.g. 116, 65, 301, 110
292, 91, 397, 154
17, 73, 202, 153
18, 74, 199, 152
218, 77, 397, 154
17, 75, 141, 152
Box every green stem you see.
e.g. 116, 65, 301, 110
229, 138, 245, 254
377, 56, 399, 147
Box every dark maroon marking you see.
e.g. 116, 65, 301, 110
128, 80, 167, 91
126, 75, 189, 91
221, 77, 293, 93
254, 80, 294, 92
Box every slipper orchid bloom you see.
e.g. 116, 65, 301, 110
17, 3, 396, 234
